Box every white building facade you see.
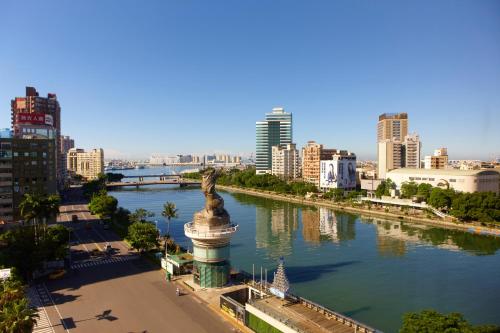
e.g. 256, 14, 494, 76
271, 143, 300, 180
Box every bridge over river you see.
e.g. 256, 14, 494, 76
106, 178, 201, 189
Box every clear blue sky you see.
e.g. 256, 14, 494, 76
1, 0, 499, 160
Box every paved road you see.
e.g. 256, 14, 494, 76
31, 193, 236, 333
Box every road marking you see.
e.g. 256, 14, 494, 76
28, 287, 55, 333
71, 255, 140, 269
42, 284, 70, 333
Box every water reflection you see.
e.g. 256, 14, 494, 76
301, 207, 356, 244
231, 191, 500, 257
255, 202, 298, 259
367, 219, 500, 256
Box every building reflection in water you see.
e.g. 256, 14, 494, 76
301, 207, 356, 244
369, 218, 500, 256
255, 202, 298, 259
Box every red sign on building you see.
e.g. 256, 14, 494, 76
15, 112, 52, 126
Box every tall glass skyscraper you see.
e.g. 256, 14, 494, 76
256, 107, 292, 174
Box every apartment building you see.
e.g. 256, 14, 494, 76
67, 148, 104, 180
271, 143, 300, 180
302, 141, 347, 187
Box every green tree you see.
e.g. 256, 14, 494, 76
450, 192, 500, 223
0, 297, 39, 333
161, 202, 178, 236
82, 174, 107, 198
129, 208, 155, 224
88, 192, 118, 219
401, 182, 418, 199
0, 277, 25, 309
127, 222, 159, 252
400, 309, 500, 333
428, 188, 455, 211
417, 183, 433, 201
375, 179, 395, 198
105, 173, 124, 182
18, 194, 61, 243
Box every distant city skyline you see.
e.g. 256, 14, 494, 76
1, 0, 499, 160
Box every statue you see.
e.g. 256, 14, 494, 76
193, 168, 230, 227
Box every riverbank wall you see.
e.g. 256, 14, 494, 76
217, 185, 500, 236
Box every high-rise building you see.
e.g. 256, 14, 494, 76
301, 141, 346, 187
0, 132, 13, 225
424, 148, 449, 169
12, 138, 57, 221
59, 135, 75, 186
377, 113, 408, 142
11, 87, 62, 189
60, 135, 74, 154
256, 107, 292, 175
377, 113, 409, 179
271, 143, 300, 180
377, 140, 403, 179
403, 133, 421, 169
67, 148, 104, 180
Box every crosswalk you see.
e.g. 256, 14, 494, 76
71, 255, 139, 269
28, 284, 55, 333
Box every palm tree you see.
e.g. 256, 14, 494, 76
161, 202, 178, 236
40, 194, 61, 236
19, 194, 43, 243
0, 297, 39, 333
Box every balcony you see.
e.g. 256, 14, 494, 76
184, 222, 238, 240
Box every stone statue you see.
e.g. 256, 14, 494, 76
193, 168, 230, 227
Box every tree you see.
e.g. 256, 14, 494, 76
19, 194, 61, 242
106, 173, 124, 182
0, 297, 39, 333
401, 182, 418, 199
40, 194, 60, 236
400, 309, 500, 333
88, 192, 118, 219
428, 188, 455, 211
332, 188, 344, 202
127, 222, 159, 252
161, 202, 178, 236
450, 192, 500, 223
417, 183, 433, 201
375, 179, 395, 198
129, 208, 155, 224
18, 194, 43, 242
82, 174, 107, 198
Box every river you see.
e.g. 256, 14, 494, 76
109, 167, 500, 332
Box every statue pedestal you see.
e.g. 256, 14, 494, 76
184, 222, 238, 288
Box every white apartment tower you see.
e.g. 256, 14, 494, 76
272, 143, 300, 180
404, 133, 421, 169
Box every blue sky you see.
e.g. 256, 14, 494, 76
0, 0, 499, 160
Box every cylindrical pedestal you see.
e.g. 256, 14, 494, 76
192, 242, 230, 288
185, 221, 238, 288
